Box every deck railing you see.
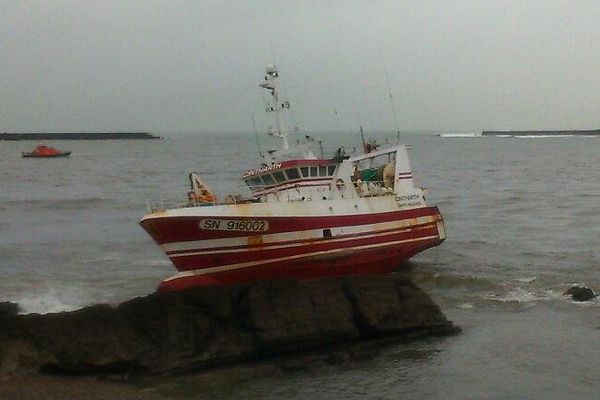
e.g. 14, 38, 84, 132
145, 179, 398, 213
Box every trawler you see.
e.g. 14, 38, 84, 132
140, 65, 446, 291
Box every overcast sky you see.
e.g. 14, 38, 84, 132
2, 1, 600, 134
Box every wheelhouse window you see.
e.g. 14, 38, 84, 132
247, 176, 263, 189
328, 165, 336, 175
286, 168, 300, 180
300, 167, 309, 177
273, 171, 286, 183
310, 166, 318, 177
262, 174, 275, 185
319, 166, 327, 176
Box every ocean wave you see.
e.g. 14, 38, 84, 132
456, 303, 474, 310
500, 194, 526, 202
80, 251, 127, 264
16, 295, 81, 314
514, 276, 537, 283
412, 271, 500, 291
486, 284, 599, 307
9, 197, 109, 210
462, 239, 489, 246
11, 284, 87, 314
486, 287, 547, 304
426, 272, 600, 309
4, 279, 150, 314
545, 287, 600, 306
569, 298, 600, 307
144, 259, 173, 267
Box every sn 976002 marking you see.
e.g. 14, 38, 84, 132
200, 219, 269, 232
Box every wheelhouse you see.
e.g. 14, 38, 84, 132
243, 159, 338, 195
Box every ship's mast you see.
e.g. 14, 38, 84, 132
260, 65, 290, 150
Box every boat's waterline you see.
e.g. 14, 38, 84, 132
159, 230, 444, 291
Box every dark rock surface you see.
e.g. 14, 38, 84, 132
564, 286, 597, 302
0, 275, 458, 378
0, 302, 19, 319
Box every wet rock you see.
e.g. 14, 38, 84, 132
246, 279, 357, 353
0, 275, 457, 378
564, 286, 596, 302
0, 302, 19, 319
342, 275, 454, 338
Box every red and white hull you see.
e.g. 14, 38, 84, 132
141, 67, 446, 292
141, 199, 445, 291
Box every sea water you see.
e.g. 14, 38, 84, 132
1, 133, 599, 398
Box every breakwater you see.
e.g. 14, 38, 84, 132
0, 132, 161, 140
482, 129, 600, 136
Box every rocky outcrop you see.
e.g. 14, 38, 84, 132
564, 286, 597, 302
0, 302, 19, 319
0, 275, 457, 378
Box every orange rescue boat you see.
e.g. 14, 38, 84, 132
22, 145, 72, 158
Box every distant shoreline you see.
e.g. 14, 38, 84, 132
482, 129, 600, 136
0, 132, 162, 140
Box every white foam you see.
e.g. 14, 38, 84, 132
82, 252, 126, 264
486, 285, 599, 308
543, 289, 567, 301
144, 259, 173, 267
487, 287, 547, 304
12, 284, 90, 314
17, 295, 80, 314
439, 132, 482, 138
570, 297, 600, 307
514, 276, 536, 283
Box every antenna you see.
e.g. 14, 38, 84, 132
251, 114, 263, 158
256, 65, 317, 161
388, 87, 401, 143
379, 45, 401, 142
334, 109, 341, 134
360, 125, 366, 151
354, 107, 366, 151
260, 64, 290, 150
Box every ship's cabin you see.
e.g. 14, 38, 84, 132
240, 145, 419, 204
243, 159, 337, 197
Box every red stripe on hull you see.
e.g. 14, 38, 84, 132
170, 223, 440, 271
158, 235, 442, 292
141, 206, 442, 245
165, 220, 436, 255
